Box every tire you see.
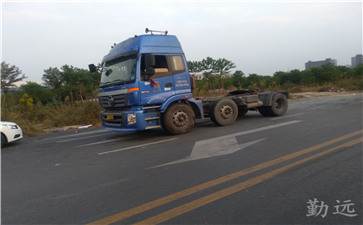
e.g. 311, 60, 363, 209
258, 92, 288, 116
210, 99, 238, 126
1, 133, 7, 148
162, 103, 195, 134
238, 106, 248, 117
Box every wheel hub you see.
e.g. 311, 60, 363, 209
220, 105, 233, 119
274, 99, 283, 109
173, 111, 189, 127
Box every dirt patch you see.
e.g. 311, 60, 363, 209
289, 91, 361, 99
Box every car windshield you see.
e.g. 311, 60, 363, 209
100, 55, 137, 87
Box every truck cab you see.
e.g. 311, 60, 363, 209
91, 32, 203, 133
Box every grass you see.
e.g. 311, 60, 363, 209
1, 101, 102, 136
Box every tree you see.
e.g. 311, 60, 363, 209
287, 69, 301, 84
353, 64, 363, 78
61, 65, 78, 104
187, 61, 203, 73
42, 67, 63, 104
199, 57, 216, 90
214, 58, 236, 89
21, 82, 53, 105
274, 71, 289, 85
232, 70, 245, 89
1, 61, 27, 107
320, 63, 338, 83
301, 69, 316, 86
201, 57, 216, 74
247, 73, 263, 90
214, 58, 236, 76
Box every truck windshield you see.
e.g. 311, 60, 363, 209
100, 55, 137, 88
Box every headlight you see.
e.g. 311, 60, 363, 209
127, 113, 136, 125
4, 124, 18, 129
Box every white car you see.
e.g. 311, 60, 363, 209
1, 121, 23, 148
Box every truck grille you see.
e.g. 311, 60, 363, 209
101, 111, 123, 127
99, 94, 127, 108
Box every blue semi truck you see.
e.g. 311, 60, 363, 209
89, 29, 288, 134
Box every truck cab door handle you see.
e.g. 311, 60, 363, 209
165, 83, 173, 87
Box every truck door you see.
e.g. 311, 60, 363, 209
139, 54, 175, 107
170, 55, 191, 93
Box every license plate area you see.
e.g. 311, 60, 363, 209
106, 114, 114, 120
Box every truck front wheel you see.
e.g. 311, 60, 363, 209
162, 103, 195, 134
210, 99, 238, 126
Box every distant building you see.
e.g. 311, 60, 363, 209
191, 73, 233, 80
0, 81, 43, 94
305, 58, 337, 70
192, 74, 205, 80
351, 54, 363, 68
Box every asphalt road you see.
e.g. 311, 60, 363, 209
2, 93, 362, 225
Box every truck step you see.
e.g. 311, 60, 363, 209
142, 105, 161, 110
144, 117, 160, 121
145, 125, 161, 130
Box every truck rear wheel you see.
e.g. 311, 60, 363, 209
210, 99, 238, 126
258, 92, 288, 116
238, 106, 248, 117
162, 103, 195, 134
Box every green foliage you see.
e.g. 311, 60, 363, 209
190, 58, 362, 98
2, 62, 101, 136
187, 61, 202, 73
232, 70, 245, 89
353, 64, 363, 77
1, 61, 28, 108
20, 82, 54, 104
188, 57, 236, 90
41, 64, 101, 104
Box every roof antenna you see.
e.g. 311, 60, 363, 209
145, 28, 168, 35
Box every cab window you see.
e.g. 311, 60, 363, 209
170, 55, 186, 74
141, 54, 171, 80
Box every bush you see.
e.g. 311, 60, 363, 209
1, 101, 102, 136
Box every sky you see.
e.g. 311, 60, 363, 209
1, 0, 362, 82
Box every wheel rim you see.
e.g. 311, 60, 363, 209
220, 105, 234, 119
173, 111, 189, 127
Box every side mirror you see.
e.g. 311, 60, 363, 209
88, 64, 97, 73
146, 67, 155, 76
145, 54, 155, 76
145, 54, 155, 67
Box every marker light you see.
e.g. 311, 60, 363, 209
128, 87, 140, 93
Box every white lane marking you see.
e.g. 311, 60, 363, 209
226, 120, 302, 138
98, 138, 179, 155
56, 133, 111, 143
78, 139, 121, 147
47, 129, 111, 140
151, 120, 302, 168
152, 138, 265, 168
270, 113, 305, 121
77, 136, 133, 147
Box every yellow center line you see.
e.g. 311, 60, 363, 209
87, 130, 362, 225
134, 137, 362, 225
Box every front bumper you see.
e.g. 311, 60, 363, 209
2, 125, 23, 143
100, 109, 160, 131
